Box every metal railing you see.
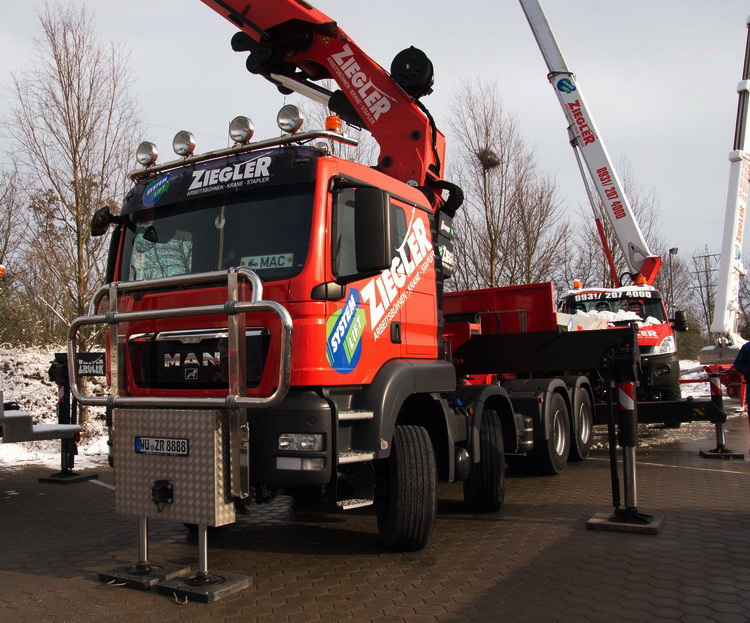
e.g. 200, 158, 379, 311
67, 267, 293, 410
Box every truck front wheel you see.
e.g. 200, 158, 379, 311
464, 409, 505, 512
530, 392, 570, 475
375, 425, 437, 551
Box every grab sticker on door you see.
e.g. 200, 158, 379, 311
326, 289, 365, 374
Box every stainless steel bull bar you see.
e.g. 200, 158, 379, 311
68, 267, 292, 499
67, 267, 292, 410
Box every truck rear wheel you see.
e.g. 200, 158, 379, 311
375, 425, 436, 551
530, 392, 570, 475
464, 409, 505, 512
569, 388, 592, 462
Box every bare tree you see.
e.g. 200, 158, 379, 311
6, 2, 139, 349
447, 80, 570, 291
688, 246, 719, 337
0, 168, 22, 270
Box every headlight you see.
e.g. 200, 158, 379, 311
278, 433, 324, 452
658, 336, 676, 354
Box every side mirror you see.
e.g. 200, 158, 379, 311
354, 187, 392, 272
91, 206, 115, 237
672, 310, 688, 332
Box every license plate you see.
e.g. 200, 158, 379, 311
135, 436, 189, 456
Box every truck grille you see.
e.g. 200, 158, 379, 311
128, 328, 269, 389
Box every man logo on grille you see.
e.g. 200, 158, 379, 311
185, 369, 198, 380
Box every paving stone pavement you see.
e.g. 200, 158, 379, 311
1, 415, 749, 622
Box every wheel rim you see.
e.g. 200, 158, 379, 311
578, 402, 591, 445
553, 410, 566, 456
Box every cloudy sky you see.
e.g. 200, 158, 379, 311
1, 0, 749, 261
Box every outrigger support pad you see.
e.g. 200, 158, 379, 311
699, 375, 744, 459
98, 518, 191, 590
155, 525, 251, 603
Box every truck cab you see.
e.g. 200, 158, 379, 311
559, 285, 681, 400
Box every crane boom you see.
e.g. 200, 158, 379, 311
519, 0, 660, 284
198, 0, 445, 190
709, 16, 750, 346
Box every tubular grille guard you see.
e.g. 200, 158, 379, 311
67, 267, 293, 410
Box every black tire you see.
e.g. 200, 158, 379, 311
569, 387, 593, 462
529, 392, 570, 475
464, 409, 505, 512
661, 383, 682, 428
661, 383, 682, 401
375, 425, 437, 551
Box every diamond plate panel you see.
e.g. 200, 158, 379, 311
113, 408, 235, 526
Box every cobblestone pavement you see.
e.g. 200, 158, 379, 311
1, 415, 749, 623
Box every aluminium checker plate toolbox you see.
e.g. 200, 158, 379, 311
113, 408, 236, 527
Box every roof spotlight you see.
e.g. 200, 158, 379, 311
135, 141, 158, 166
229, 116, 255, 144
173, 130, 196, 157
276, 105, 305, 133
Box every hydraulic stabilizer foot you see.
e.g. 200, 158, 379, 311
99, 518, 191, 590
587, 507, 665, 535
700, 378, 743, 458
155, 524, 251, 603
588, 371, 665, 535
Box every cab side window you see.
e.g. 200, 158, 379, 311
391, 205, 408, 260
332, 188, 357, 279
333, 188, 406, 280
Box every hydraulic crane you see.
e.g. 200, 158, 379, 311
520, 0, 686, 403
519, 0, 661, 287
701, 16, 750, 365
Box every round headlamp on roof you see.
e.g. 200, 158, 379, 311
135, 141, 158, 166
277, 104, 305, 133
229, 116, 255, 144
172, 130, 196, 157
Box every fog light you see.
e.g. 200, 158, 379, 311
136, 141, 158, 166
276, 457, 327, 470
277, 104, 304, 133
229, 116, 255, 144
301, 458, 325, 471
172, 130, 196, 157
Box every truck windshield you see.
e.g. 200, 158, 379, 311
564, 294, 667, 323
120, 187, 313, 283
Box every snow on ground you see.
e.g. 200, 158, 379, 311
0, 346, 108, 468
0, 349, 745, 467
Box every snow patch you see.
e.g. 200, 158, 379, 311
1, 345, 108, 468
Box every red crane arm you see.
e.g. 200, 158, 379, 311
199, 0, 445, 188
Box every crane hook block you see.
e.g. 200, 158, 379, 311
390, 46, 434, 100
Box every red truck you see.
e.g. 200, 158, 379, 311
70, 0, 649, 577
